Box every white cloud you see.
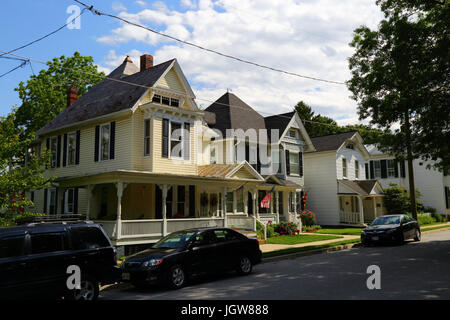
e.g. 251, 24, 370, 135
96, 0, 384, 124
112, 2, 126, 12
135, 1, 147, 7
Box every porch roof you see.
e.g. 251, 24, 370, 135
262, 175, 303, 189
198, 162, 264, 181
338, 179, 383, 196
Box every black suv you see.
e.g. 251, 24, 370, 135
0, 221, 120, 300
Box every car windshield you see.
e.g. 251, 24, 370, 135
152, 231, 196, 249
371, 216, 400, 226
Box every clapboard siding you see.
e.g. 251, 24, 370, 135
157, 69, 184, 92
336, 147, 366, 180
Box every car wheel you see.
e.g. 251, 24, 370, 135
168, 265, 186, 290
66, 275, 99, 301
414, 229, 421, 242
237, 256, 253, 275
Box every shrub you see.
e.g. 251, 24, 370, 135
302, 225, 321, 232
384, 183, 423, 215
299, 210, 316, 226
273, 221, 300, 235
417, 215, 435, 225
256, 220, 275, 238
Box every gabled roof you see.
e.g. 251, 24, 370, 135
37, 57, 175, 136
310, 131, 358, 152
338, 179, 383, 196
264, 112, 295, 140
197, 162, 264, 181
204, 92, 266, 137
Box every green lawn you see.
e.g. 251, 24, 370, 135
313, 228, 364, 236
266, 234, 342, 245
262, 238, 361, 259
421, 225, 450, 232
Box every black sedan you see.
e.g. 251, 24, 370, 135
361, 214, 421, 246
120, 227, 262, 289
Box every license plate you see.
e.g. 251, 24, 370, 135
122, 272, 130, 280
372, 236, 379, 241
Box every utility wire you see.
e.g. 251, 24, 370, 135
0, 8, 87, 58
74, 0, 346, 85
0, 60, 27, 78
0, 50, 385, 134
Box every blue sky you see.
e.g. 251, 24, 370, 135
0, 0, 383, 123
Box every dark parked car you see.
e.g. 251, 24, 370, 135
0, 221, 121, 300
121, 227, 262, 289
361, 214, 421, 246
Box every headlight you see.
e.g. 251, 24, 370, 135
142, 259, 163, 267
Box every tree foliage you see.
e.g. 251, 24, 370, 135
383, 183, 423, 215
14, 52, 105, 136
347, 0, 449, 171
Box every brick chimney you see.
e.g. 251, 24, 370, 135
140, 54, 153, 71
67, 87, 78, 107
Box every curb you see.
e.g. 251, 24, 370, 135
261, 242, 361, 263
421, 226, 450, 234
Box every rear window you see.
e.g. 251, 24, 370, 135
30, 233, 65, 254
0, 235, 25, 259
70, 227, 110, 250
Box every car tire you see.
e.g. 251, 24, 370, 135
65, 275, 99, 301
414, 229, 421, 242
168, 265, 186, 290
236, 256, 253, 275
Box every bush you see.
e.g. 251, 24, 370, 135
299, 210, 317, 226
0, 211, 45, 227
256, 220, 275, 238
417, 215, 435, 225
302, 225, 321, 232
273, 221, 300, 235
384, 183, 422, 215
431, 212, 447, 223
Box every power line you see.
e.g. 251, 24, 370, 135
74, 0, 346, 85
0, 60, 27, 78
0, 50, 385, 135
0, 8, 87, 58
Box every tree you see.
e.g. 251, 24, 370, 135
14, 52, 105, 137
383, 183, 422, 216
0, 113, 50, 216
347, 0, 449, 218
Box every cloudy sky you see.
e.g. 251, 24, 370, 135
1, 0, 384, 125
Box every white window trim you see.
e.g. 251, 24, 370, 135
99, 123, 111, 162
355, 160, 359, 179
66, 131, 77, 167
168, 120, 190, 160
342, 158, 348, 178
289, 151, 300, 176
50, 136, 58, 168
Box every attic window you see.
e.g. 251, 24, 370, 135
287, 129, 297, 138
152, 93, 180, 108
152, 94, 161, 103
346, 144, 354, 149
162, 96, 170, 105
170, 98, 179, 107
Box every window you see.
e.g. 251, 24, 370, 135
289, 152, 299, 175
226, 192, 234, 213
50, 136, 58, 168
0, 236, 25, 258
170, 122, 182, 158
66, 132, 77, 166
210, 146, 216, 164
100, 123, 110, 161
152, 94, 161, 103
177, 186, 185, 216
342, 158, 347, 178
355, 160, 359, 179
152, 94, 180, 108
30, 233, 65, 254
287, 129, 297, 138
162, 96, 170, 105
65, 188, 75, 214
144, 119, 151, 156
374, 160, 382, 178
47, 188, 57, 215
166, 188, 173, 217
289, 192, 295, 212
236, 190, 244, 213
346, 144, 354, 149
70, 227, 110, 250
387, 159, 396, 177
170, 98, 179, 107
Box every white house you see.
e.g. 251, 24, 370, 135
366, 144, 450, 218
304, 132, 385, 226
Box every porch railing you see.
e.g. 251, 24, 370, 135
121, 219, 163, 238
166, 217, 225, 233
339, 210, 362, 224
227, 215, 256, 231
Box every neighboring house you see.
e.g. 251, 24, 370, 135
304, 132, 385, 226
28, 54, 311, 254
366, 145, 450, 218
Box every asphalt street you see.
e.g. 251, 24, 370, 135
100, 229, 450, 300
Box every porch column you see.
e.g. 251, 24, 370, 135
86, 185, 94, 220
372, 197, 377, 218
244, 188, 248, 216
275, 191, 280, 223
253, 190, 259, 219
358, 196, 364, 225
222, 187, 227, 227
115, 182, 127, 240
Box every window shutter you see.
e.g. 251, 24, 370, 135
380, 160, 387, 178
394, 160, 399, 178
400, 160, 406, 178
94, 125, 100, 162
189, 185, 195, 216
56, 135, 61, 168
445, 187, 449, 209
110, 121, 115, 160
43, 189, 48, 213
75, 130, 80, 165
298, 151, 303, 177
370, 161, 375, 179
61, 190, 65, 214
45, 138, 50, 169
183, 123, 190, 160
162, 119, 169, 158
245, 143, 249, 162
63, 134, 67, 167
365, 163, 369, 179
285, 150, 290, 175
74, 188, 79, 214
256, 144, 261, 172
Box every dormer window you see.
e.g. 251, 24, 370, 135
170, 98, 179, 107
346, 144, 354, 149
152, 94, 161, 103
152, 93, 180, 108
162, 96, 170, 106
287, 129, 297, 138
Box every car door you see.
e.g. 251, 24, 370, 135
0, 232, 28, 298
401, 215, 414, 239
212, 229, 241, 271
185, 231, 219, 276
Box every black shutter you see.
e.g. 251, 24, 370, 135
43, 189, 48, 213
75, 130, 80, 165
74, 188, 79, 214
394, 160, 399, 178
365, 163, 369, 179
256, 144, 261, 173
63, 134, 67, 167
400, 160, 406, 178
162, 119, 169, 158
445, 187, 449, 209
245, 143, 249, 162
298, 151, 303, 177
94, 125, 100, 162
247, 192, 253, 215
380, 160, 387, 178
183, 123, 190, 160
110, 122, 115, 160
370, 161, 375, 179
56, 135, 61, 167
189, 185, 195, 216
285, 150, 290, 175
46, 138, 50, 169
61, 190, 65, 214
155, 187, 162, 219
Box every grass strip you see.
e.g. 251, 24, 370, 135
313, 228, 363, 236
266, 234, 342, 245
262, 238, 361, 259
421, 225, 450, 232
